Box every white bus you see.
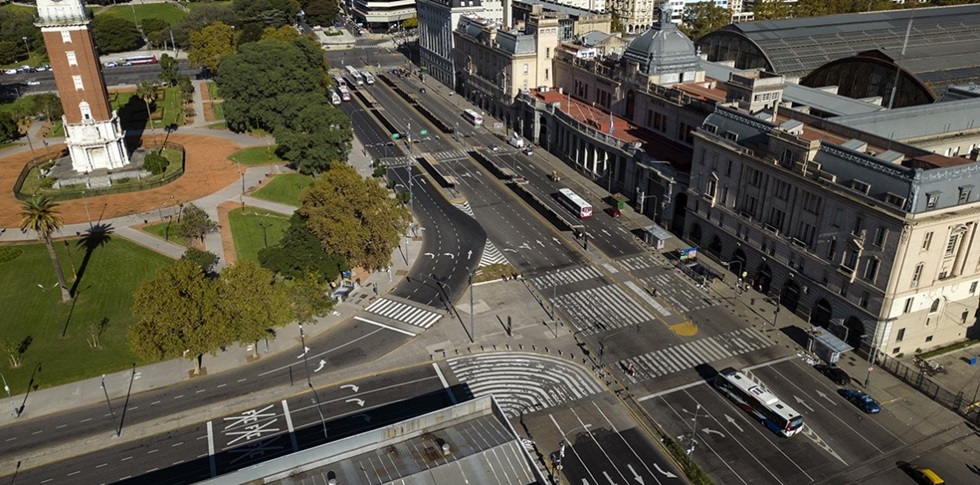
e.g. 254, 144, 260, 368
557, 188, 593, 218
363, 71, 375, 85
462, 109, 483, 127
124, 55, 158, 66
715, 367, 804, 437
337, 85, 351, 102
332, 74, 347, 87
345, 65, 364, 85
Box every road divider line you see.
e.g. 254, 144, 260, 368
207, 421, 216, 478
432, 363, 457, 404
281, 400, 299, 452
354, 316, 417, 336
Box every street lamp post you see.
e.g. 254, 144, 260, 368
687, 404, 703, 456
298, 325, 328, 439
0, 372, 19, 417
469, 273, 475, 343
22, 37, 32, 61
37, 283, 60, 336
100, 374, 120, 436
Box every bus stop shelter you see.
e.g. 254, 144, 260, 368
807, 329, 853, 365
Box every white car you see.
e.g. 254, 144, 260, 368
3, 68, 17, 75
104, 61, 119, 68
26, 80, 41, 86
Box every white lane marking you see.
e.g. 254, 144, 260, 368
282, 399, 299, 452
353, 316, 418, 336
207, 421, 216, 478
591, 402, 662, 485
549, 414, 600, 485
432, 363, 457, 404
258, 327, 386, 377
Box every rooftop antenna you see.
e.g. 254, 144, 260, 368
886, 13, 914, 109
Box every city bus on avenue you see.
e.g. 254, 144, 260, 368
337, 84, 351, 102
345, 65, 364, 86
124, 55, 158, 66
557, 188, 593, 218
363, 71, 375, 85
715, 367, 804, 437
462, 108, 483, 127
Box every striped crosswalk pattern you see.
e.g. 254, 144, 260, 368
640, 274, 714, 313
554, 285, 655, 334
430, 149, 467, 161
453, 203, 509, 268
621, 327, 772, 382
618, 255, 659, 272
529, 266, 603, 289
364, 298, 442, 329
447, 353, 604, 418
378, 156, 412, 168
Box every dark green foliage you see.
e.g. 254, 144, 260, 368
0, 41, 20, 65
273, 102, 352, 174
234, 0, 300, 29
258, 215, 344, 282
91, 15, 143, 54
171, 3, 240, 48
176, 203, 218, 242
0, 8, 43, 62
159, 53, 180, 86
143, 153, 170, 175
0, 112, 20, 143
302, 0, 341, 27
180, 248, 220, 275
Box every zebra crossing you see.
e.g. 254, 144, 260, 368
618, 254, 660, 272
430, 149, 467, 161
621, 327, 772, 382
453, 203, 510, 268
364, 298, 442, 329
640, 274, 715, 313
528, 266, 603, 289
447, 353, 604, 418
378, 156, 412, 168
554, 285, 655, 334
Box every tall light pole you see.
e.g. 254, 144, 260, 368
687, 404, 703, 456
0, 372, 19, 417
469, 273, 475, 343
100, 374, 120, 436
21, 37, 32, 61
298, 325, 328, 439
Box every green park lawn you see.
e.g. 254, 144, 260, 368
251, 173, 313, 207
227, 208, 291, 262
98, 3, 187, 25
230, 146, 283, 166
0, 238, 173, 393
187, 1, 233, 11
142, 219, 191, 248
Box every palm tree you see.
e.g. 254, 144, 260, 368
19, 196, 72, 302
135, 81, 158, 142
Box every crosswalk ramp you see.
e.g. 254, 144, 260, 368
364, 298, 442, 329
528, 266, 603, 289
453, 203, 510, 268
621, 327, 772, 382
554, 284, 655, 334
447, 352, 604, 418
640, 274, 715, 313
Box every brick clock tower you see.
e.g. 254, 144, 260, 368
36, 0, 129, 173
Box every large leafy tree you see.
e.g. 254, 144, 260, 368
91, 15, 143, 54
300, 165, 411, 271
130, 260, 230, 375
288, 271, 334, 326
135, 81, 158, 138
172, 4, 240, 48
302, 0, 340, 27
234, 0, 301, 29
0, 113, 19, 143
751, 0, 793, 20
679, 2, 731, 41
19, 197, 72, 302
220, 260, 291, 359
258, 215, 345, 281
189, 21, 240, 75
32, 93, 64, 125
181, 247, 220, 275
159, 53, 181, 86
260, 25, 301, 42
274, 102, 352, 174
0, 8, 43, 62
177, 204, 219, 242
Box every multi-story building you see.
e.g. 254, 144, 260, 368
512, 1, 613, 41
417, 0, 491, 88
351, 0, 418, 31
608, 0, 656, 33
454, 14, 560, 126
685, 77, 980, 355
36, 0, 129, 173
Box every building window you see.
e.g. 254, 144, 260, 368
545, 47, 550, 59
843, 249, 858, 272
859, 291, 869, 308
72, 75, 84, 91
802, 192, 820, 214
873, 227, 887, 247
925, 335, 933, 343
773, 179, 790, 200
922, 232, 932, 250
963, 311, 970, 324
971, 281, 977, 294
768, 207, 784, 230
61, 31, 72, 43
911, 263, 923, 287
826, 237, 837, 261
945, 233, 959, 256
840, 282, 849, 297
929, 298, 940, 313
545, 68, 549, 80
892, 347, 901, 354
66, 51, 77, 66
832, 208, 842, 227
959, 186, 973, 204
926, 192, 939, 209
746, 168, 761, 187
523, 64, 528, 73
903, 297, 913, 313
864, 257, 879, 282
852, 215, 864, 237
79, 101, 91, 120
726, 159, 732, 176
896, 328, 905, 342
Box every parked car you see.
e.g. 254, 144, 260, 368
522, 146, 533, 156
840, 389, 881, 413
104, 61, 119, 68
2, 69, 16, 75
17, 65, 32, 73
605, 206, 621, 218
814, 364, 850, 385
35, 65, 50, 72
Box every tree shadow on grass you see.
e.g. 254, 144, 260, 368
69, 224, 113, 297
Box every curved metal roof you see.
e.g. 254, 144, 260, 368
698, 4, 980, 78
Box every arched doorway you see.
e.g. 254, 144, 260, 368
625, 90, 636, 120
670, 192, 687, 233
731, 248, 747, 278
755, 263, 772, 294
843, 316, 864, 349
780, 280, 801, 314
810, 299, 832, 328
538, 120, 549, 151
708, 235, 722, 254
689, 223, 702, 246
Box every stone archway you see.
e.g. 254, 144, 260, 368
731, 248, 747, 277
781, 280, 801, 314
670, 192, 687, 233
708, 234, 722, 254
844, 316, 864, 349
689, 223, 702, 245
810, 299, 832, 328
755, 263, 772, 294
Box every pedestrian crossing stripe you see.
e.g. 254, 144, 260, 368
639, 274, 714, 313
455, 202, 475, 218
622, 327, 771, 381
529, 266, 602, 289
430, 150, 467, 161
479, 240, 508, 267
364, 298, 441, 329
554, 285, 656, 333
619, 255, 658, 272
379, 156, 412, 168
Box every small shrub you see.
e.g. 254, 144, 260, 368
372, 166, 386, 178
0, 247, 23, 264
114, 177, 131, 184
144, 153, 170, 175
40, 176, 56, 189
184, 107, 196, 117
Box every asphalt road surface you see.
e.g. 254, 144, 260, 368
4, 364, 454, 484
1, 61, 200, 96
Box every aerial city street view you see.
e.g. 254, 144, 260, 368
2, 0, 980, 483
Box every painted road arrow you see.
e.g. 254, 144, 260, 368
817, 389, 837, 405
627, 464, 645, 484
702, 428, 725, 438
654, 463, 677, 479
314, 359, 326, 372
443, 253, 455, 259
424, 252, 435, 258
794, 395, 815, 412
724, 414, 744, 432
341, 384, 359, 393
467, 250, 472, 259
346, 398, 365, 407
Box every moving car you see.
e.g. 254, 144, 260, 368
605, 206, 621, 218
898, 462, 945, 485
26, 79, 41, 86
104, 61, 119, 68
488, 144, 500, 152
522, 146, 533, 156
840, 389, 881, 414
814, 364, 850, 385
